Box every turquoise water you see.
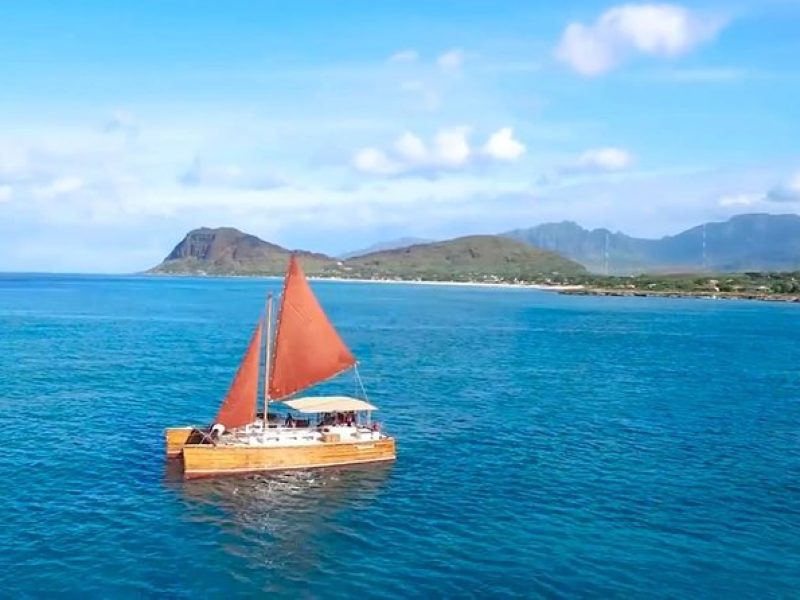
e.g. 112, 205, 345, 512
1, 274, 799, 598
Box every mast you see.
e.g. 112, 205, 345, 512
263, 293, 273, 431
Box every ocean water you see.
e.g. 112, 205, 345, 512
1, 274, 799, 598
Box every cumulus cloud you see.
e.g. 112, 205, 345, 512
483, 127, 526, 161
180, 159, 285, 190
434, 126, 471, 166
437, 49, 464, 72
388, 49, 419, 63
394, 132, 428, 162
556, 3, 726, 76
352, 126, 525, 177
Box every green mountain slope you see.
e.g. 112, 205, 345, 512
149, 227, 335, 275
342, 235, 586, 280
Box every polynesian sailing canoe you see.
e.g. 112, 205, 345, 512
165, 256, 396, 479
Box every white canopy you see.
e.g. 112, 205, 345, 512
282, 396, 377, 414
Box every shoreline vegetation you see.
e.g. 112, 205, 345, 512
147, 271, 800, 303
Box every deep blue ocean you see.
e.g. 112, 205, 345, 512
1, 274, 799, 598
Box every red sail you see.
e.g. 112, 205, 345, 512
269, 256, 356, 400
214, 322, 263, 429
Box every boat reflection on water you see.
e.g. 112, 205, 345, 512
164, 462, 394, 580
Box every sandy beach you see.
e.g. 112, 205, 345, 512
308, 276, 584, 291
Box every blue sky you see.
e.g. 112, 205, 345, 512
1, 0, 799, 272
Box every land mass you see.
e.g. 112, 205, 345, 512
340, 235, 586, 280
152, 227, 333, 275
148, 220, 800, 302
504, 213, 800, 274
557, 272, 800, 303
149, 229, 587, 280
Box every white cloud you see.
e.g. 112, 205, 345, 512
393, 132, 428, 162
352, 126, 524, 177
352, 148, 400, 176
715, 172, 800, 207
35, 176, 84, 198
483, 127, 526, 161
567, 147, 634, 173
434, 126, 471, 166
766, 172, 800, 203
556, 4, 726, 76
388, 49, 419, 63
557, 24, 617, 77
718, 192, 763, 207
437, 49, 464, 72
180, 159, 285, 190
0, 185, 11, 202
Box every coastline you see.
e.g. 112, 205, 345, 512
560, 287, 800, 303
146, 271, 582, 291
307, 276, 584, 291
144, 273, 800, 302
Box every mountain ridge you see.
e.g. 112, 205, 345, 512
150, 212, 800, 278
339, 237, 434, 259
149, 229, 586, 279
503, 213, 800, 274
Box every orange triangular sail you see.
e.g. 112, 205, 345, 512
214, 321, 263, 429
269, 256, 356, 400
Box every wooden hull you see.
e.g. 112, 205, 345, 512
181, 437, 396, 479
165, 427, 197, 458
